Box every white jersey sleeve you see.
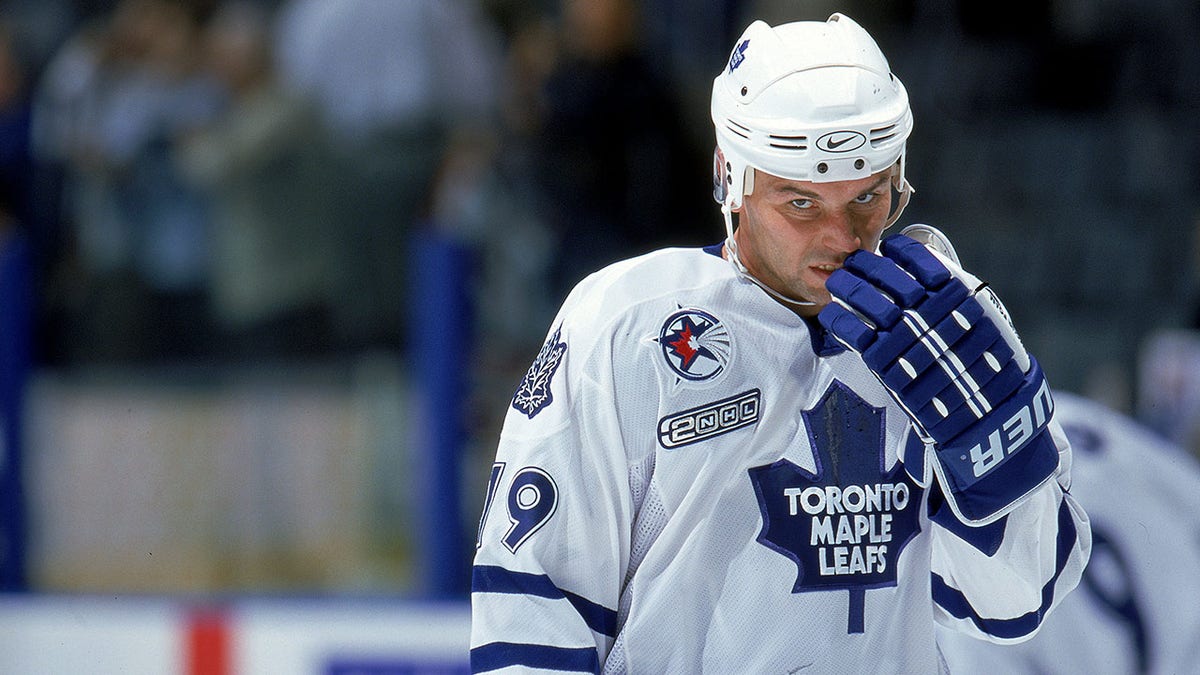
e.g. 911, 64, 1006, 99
926, 414, 1091, 643
938, 392, 1200, 673
470, 260, 652, 673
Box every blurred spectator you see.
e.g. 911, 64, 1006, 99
176, 0, 343, 360
274, 0, 502, 350
514, 0, 711, 299
0, 7, 81, 367
1138, 329, 1200, 459
0, 0, 79, 77
0, 20, 33, 233
31, 0, 223, 363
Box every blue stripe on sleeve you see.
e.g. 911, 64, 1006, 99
470, 642, 600, 673
473, 564, 560, 598
932, 498, 1079, 640
562, 588, 619, 638
472, 565, 618, 637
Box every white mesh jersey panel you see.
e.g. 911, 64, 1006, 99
605, 455, 667, 675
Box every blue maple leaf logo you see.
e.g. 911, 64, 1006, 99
512, 326, 567, 418
748, 381, 923, 633
729, 38, 750, 72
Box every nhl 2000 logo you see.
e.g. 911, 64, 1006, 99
655, 308, 732, 383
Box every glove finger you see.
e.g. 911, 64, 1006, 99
967, 360, 1025, 412
921, 360, 1025, 441
843, 249, 925, 308
904, 298, 985, 368
862, 323, 917, 372
910, 366, 1002, 437
887, 325, 1014, 419
881, 234, 953, 290
910, 279, 970, 329
826, 268, 902, 330
903, 337, 1026, 440
879, 299, 986, 390
902, 344, 1011, 418
943, 319, 1012, 367
914, 392, 982, 442
899, 361, 972, 417
859, 288, 975, 373
817, 302, 876, 352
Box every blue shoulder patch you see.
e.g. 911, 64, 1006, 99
512, 326, 567, 418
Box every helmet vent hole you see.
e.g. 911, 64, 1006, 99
724, 119, 751, 139
740, 86, 748, 96
870, 124, 899, 146
767, 134, 807, 150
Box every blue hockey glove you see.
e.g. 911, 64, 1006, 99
818, 225, 1060, 524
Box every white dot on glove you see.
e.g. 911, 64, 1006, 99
984, 351, 1001, 373
933, 397, 949, 418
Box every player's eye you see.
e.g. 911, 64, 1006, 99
852, 192, 880, 205
790, 198, 814, 210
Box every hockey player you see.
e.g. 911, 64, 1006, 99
471, 13, 1090, 673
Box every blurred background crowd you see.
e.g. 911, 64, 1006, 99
2, 0, 719, 370
0, 0, 1198, 596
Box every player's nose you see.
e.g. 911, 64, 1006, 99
821, 210, 862, 256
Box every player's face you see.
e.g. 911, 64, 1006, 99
733, 167, 894, 316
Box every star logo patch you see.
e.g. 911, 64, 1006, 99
655, 308, 732, 384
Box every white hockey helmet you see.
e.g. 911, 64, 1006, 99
711, 14, 913, 219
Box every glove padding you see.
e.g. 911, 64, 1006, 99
818, 230, 1060, 524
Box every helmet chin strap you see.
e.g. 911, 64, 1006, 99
721, 202, 818, 308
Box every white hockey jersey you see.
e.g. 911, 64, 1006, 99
938, 392, 1200, 674
471, 246, 1090, 673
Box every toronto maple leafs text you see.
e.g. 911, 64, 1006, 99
783, 483, 912, 576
